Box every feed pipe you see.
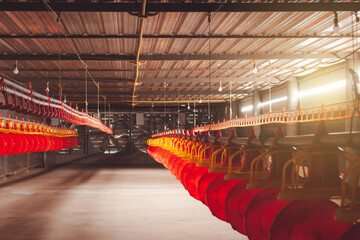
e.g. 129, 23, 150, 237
152, 131, 360, 149
2, 77, 112, 134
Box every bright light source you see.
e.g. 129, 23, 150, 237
297, 80, 346, 98
259, 96, 288, 107
13, 63, 19, 74
218, 82, 223, 92
252, 60, 258, 74
187, 102, 190, 110
199, 98, 202, 103
333, 11, 340, 34
241, 105, 253, 112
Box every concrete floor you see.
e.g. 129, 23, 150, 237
0, 166, 247, 240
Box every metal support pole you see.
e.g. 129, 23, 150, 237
1, 155, 8, 180
26, 153, 30, 172
129, 113, 133, 154
345, 58, 360, 169
85, 126, 89, 155
252, 90, 261, 137
287, 77, 299, 136
43, 152, 48, 168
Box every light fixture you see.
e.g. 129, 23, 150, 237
187, 102, 190, 110
333, 11, 340, 34
252, 60, 258, 74
199, 98, 202, 103
259, 96, 288, 107
241, 105, 253, 113
13, 60, 19, 75
297, 80, 346, 98
218, 82, 223, 92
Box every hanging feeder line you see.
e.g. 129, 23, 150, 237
0, 75, 112, 134
146, 123, 358, 239
0, 113, 78, 156
153, 101, 359, 137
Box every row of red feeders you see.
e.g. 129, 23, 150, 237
0, 75, 112, 134
147, 122, 358, 240
0, 114, 79, 156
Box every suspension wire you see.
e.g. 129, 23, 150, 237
193, 103, 196, 128
180, 0, 229, 63
229, 82, 232, 119
97, 82, 100, 118
164, 82, 167, 130
57, 15, 62, 99
268, 62, 272, 113
208, 12, 212, 129
104, 96, 107, 125
177, 81, 180, 131
108, 104, 111, 125
85, 65, 88, 113
41, 0, 107, 102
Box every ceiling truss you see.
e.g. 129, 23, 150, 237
0, 2, 359, 12
0, 53, 348, 61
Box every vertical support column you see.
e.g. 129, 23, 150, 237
286, 77, 299, 136
85, 126, 89, 155
43, 152, 48, 168
26, 153, 30, 172
149, 108, 154, 133
252, 90, 261, 136
129, 113, 133, 155
345, 58, 360, 168
0, 155, 8, 180
233, 99, 240, 119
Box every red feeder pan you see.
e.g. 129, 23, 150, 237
225, 179, 263, 235
173, 157, 188, 180
9, 133, 24, 155
0, 133, 6, 156
340, 223, 360, 240
245, 188, 292, 240
4, 133, 15, 155
270, 200, 352, 240
162, 150, 175, 169
206, 174, 243, 222
179, 162, 196, 189
198, 171, 225, 206
185, 166, 209, 201
167, 154, 180, 174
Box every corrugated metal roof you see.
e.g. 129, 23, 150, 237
0, 7, 358, 107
